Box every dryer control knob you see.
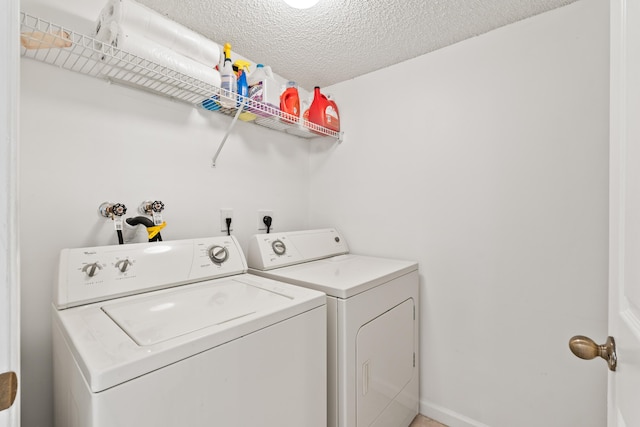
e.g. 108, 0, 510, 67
115, 259, 131, 273
81, 262, 102, 278
272, 240, 286, 256
208, 245, 229, 264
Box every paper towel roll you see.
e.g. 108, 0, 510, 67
96, 0, 221, 68
96, 20, 221, 89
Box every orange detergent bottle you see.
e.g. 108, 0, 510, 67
308, 86, 340, 133
280, 81, 300, 123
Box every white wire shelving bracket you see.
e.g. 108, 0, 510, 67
19, 12, 344, 167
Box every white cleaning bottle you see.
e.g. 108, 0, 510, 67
248, 64, 279, 116
219, 43, 236, 108
248, 64, 270, 87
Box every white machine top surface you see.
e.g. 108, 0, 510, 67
102, 278, 293, 346
247, 229, 418, 298
251, 254, 417, 298
53, 237, 325, 392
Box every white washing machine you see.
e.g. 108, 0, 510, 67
52, 236, 327, 427
247, 229, 419, 427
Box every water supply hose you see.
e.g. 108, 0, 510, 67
126, 216, 165, 242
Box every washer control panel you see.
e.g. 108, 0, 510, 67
56, 236, 247, 309
247, 228, 349, 271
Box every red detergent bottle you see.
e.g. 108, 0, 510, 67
308, 86, 340, 133
280, 81, 300, 123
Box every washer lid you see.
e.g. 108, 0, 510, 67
250, 254, 418, 299
102, 280, 292, 346
53, 274, 325, 392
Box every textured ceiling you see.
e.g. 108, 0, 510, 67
138, 0, 579, 91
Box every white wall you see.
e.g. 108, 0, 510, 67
19, 0, 609, 426
310, 1, 609, 426
19, 1, 313, 426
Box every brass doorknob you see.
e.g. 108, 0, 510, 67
0, 371, 17, 412
569, 335, 617, 372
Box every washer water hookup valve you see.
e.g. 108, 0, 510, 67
139, 200, 165, 225
99, 202, 127, 223
98, 202, 128, 244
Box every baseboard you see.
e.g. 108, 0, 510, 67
419, 399, 491, 427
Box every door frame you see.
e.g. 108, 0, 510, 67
0, 0, 21, 424
609, 0, 640, 425
608, 2, 622, 425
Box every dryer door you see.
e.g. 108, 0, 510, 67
356, 298, 415, 427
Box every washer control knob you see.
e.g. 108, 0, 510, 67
82, 262, 102, 278
272, 240, 286, 256
208, 245, 229, 264
115, 259, 131, 273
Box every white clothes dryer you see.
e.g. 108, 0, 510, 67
247, 229, 419, 427
52, 236, 327, 427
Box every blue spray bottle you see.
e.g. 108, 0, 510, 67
234, 60, 250, 109
237, 67, 249, 109
236, 62, 256, 121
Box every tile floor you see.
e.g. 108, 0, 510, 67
410, 414, 448, 427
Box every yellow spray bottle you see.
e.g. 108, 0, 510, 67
219, 42, 236, 108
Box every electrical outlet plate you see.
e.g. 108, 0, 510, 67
257, 210, 273, 231
220, 208, 233, 232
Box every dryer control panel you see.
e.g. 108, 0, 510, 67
55, 236, 248, 309
247, 228, 349, 270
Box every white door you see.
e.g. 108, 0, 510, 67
0, 0, 20, 425
608, 0, 640, 425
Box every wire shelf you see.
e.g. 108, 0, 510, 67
19, 12, 343, 142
